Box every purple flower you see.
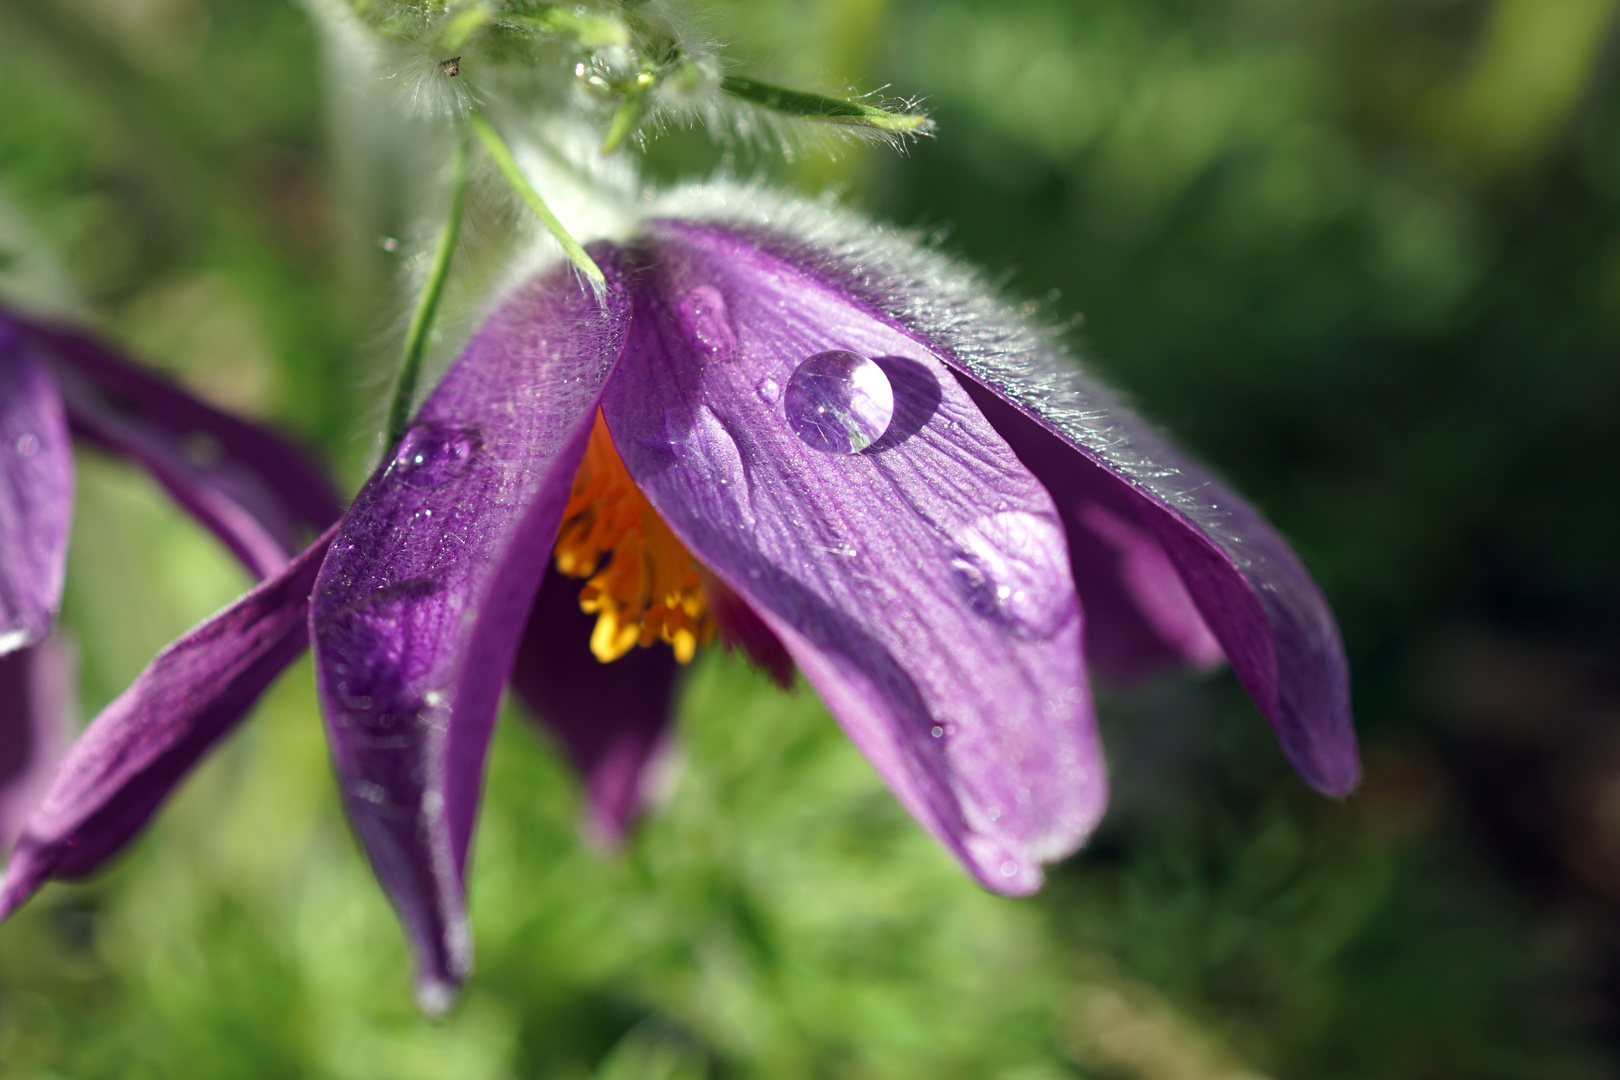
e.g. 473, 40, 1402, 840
0, 310, 343, 846
0, 188, 1357, 1013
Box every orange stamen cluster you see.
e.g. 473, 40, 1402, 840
553, 411, 712, 664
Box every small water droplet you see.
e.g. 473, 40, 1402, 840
12, 433, 38, 458
756, 377, 781, 404
949, 512, 1076, 639
987, 806, 1002, 822
391, 421, 480, 490
675, 285, 737, 359
930, 725, 945, 738
999, 860, 1019, 878
356, 781, 387, 804
783, 350, 894, 454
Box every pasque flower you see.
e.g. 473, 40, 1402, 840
0, 185, 1358, 1012
0, 311, 343, 858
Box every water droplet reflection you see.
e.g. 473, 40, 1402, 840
949, 512, 1075, 639
783, 350, 894, 454
392, 421, 480, 489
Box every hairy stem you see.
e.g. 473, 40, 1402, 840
385, 131, 470, 447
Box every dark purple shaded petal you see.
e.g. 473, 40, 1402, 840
508, 568, 680, 846
646, 204, 1358, 798
0, 527, 334, 920
0, 322, 72, 655
705, 574, 795, 688
605, 230, 1106, 896
20, 320, 343, 548
0, 641, 74, 849
963, 385, 1222, 683
59, 382, 294, 578
311, 252, 629, 1013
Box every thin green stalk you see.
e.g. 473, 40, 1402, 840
601, 87, 653, 155
469, 112, 605, 291
386, 132, 470, 447
721, 75, 934, 135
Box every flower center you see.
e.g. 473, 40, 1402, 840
553, 411, 711, 664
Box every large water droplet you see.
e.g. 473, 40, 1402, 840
391, 421, 480, 490
783, 350, 894, 454
675, 285, 737, 360
949, 512, 1076, 639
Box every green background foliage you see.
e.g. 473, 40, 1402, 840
1, 0, 1617, 1076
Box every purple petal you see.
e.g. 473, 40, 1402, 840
20, 321, 343, 569
310, 253, 630, 1013
705, 574, 795, 688
604, 229, 1106, 896
963, 385, 1222, 682
508, 568, 679, 846
58, 382, 295, 578
953, 380, 1356, 796
0, 527, 334, 920
0, 322, 72, 654
0, 641, 74, 850
647, 204, 1358, 797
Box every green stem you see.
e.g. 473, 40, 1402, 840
386, 131, 470, 447
601, 87, 652, 155
469, 112, 605, 292
721, 75, 934, 134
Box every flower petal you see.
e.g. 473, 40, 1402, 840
310, 253, 630, 1013
604, 229, 1106, 896
705, 574, 795, 688
0, 323, 72, 655
954, 377, 1357, 796
963, 385, 1223, 682
0, 527, 333, 921
644, 193, 1358, 797
508, 568, 679, 846
22, 320, 343, 573
0, 640, 74, 850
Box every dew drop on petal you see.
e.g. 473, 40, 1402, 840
391, 420, 481, 489
783, 350, 894, 454
931, 725, 945, 738
675, 285, 737, 360
756, 377, 781, 404
12, 433, 38, 458
949, 511, 1077, 640
999, 861, 1019, 878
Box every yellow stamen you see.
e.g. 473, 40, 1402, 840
553, 411, 712, 664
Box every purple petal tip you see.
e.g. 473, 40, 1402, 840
415, 973, 462, 1019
